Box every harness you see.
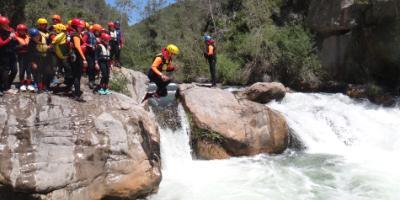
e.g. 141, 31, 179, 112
35, 36, 49, 56
154, 48, 172, 72
98, 43, 110, 61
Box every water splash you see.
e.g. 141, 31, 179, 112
148, 93, 400, 200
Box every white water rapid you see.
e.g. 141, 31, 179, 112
148, 93, 400, 200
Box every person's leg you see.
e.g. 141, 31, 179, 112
156, 78, 170, 97
7, 55, 17, 90
115, 45, 121, 67
72, 58, 83, 98
18, 55, 26, 87
209, 57, 217, 86
87, 51, 96, 88
99, 61, 108, 89
44, 55, 55, 90
63, 59, 74, 89
0, 57, 10, 93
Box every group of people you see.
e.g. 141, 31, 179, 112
0, 14, 124, 101
0, 14, 218, 103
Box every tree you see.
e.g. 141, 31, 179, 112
115, 0, 137, 25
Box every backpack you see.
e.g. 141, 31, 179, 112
87, 31, 97, 49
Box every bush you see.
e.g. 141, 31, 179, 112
109, 72, 131, 96
217, 53, 245, 85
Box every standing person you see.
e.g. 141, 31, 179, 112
15, 24, 34, 92
142, 44, 180, 102
95, 33, 112, 95
37, 17, 56, 86
108, 21, 118, 68
203, 35, 217, 87
37, 18, 50, 43
112, 20, 123, 67
69, 18, 88, 102
27, 28, 52, 93
51, 23, 73, 93
0, 16, 16, 96
82, 22, 98, 89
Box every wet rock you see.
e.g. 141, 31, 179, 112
0, 91, 161, 199
346, 84, 396, 106
235, 82, 286, 104
178, 84, 289, 160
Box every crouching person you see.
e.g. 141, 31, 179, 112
95, 33, 112, 95
142, 44, 179, 102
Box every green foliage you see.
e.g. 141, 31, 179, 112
269, 24, 324, 85
109, 72, 131, 96
22, 0, 124, 27
366, 84, 384, 97
185, 110, 224, 144
217, 53, 244, 85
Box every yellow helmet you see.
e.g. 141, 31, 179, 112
54, 24, 66, 33
37, 18, 48, 25
166, 44, 180, 55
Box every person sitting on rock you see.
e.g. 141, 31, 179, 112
95, 33, 112, 95
142, 44, 180, 102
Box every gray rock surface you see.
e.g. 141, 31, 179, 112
0, 81, 160, 199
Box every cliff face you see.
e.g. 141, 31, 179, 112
308, 0, 400, 90
0, 70, 161, 200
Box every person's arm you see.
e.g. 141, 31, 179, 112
73, 36, 86, 61
0, 36, 11, 47
52, 33, 64, 45
151, 57, 163, 77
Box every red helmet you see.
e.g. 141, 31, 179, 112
16, 24, 28, 31
79, 20, 86, 28
100, 33, 111, 42
70, 18, 81, 27
0, 16, 10, 26
107, 21, 114, 28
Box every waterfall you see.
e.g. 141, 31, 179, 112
148, 92, 400, 200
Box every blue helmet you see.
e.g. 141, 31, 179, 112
203, 35, 212, 41
28, 28, 39, 37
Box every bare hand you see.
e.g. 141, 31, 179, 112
32, 63, 38, 70
161, 75, 170, 81
83, 60, 88, 69
10, 33, 16, 39
95, 63, 100, 71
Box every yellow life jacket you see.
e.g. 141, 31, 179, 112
36, 36, 49, 55
52, 32, 70, 60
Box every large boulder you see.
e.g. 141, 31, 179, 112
0, 91, 161, 199
235, 82, 286, 104
178, 84, 289, 160
117, 67, 149, 104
